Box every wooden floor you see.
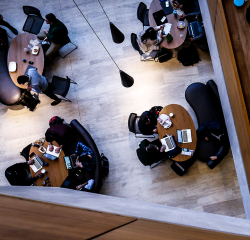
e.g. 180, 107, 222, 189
0, 0, 245, 218
222, 1, 250, 121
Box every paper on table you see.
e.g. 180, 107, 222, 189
29, 39, 40, 46
163, 23, 172, 35
176, 9, 183, 15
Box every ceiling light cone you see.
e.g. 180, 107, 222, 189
110, 22, 125, 44
120, 70, 134, 88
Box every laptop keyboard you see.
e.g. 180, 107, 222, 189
165, 137, 174, 149
182, 130, 188, 142
34, 157, 43, 169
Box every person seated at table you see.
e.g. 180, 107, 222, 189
137, 26, 164, 53
180, 12, 205, 42
174, 0, 200, 15
0, 14, 18, 35
74, 142, 96, 173
139, 138, 181, 165
37, 13, 69, 62
138, 111, 158, 135
45, 123, 75, 155
17, 68, 61, 106
196, 120, 230, 161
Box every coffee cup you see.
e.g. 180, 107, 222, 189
41, 169, 46, 174
169, 113, 174, 117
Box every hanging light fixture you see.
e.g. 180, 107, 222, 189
73, 0, 134, 88
97, 0, 125, 44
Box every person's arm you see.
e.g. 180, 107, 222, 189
185, 11, 201, 18
76, 182, 88, 190
196, 121, 210, 138
75, 142, 84, 156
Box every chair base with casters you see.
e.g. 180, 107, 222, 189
59, 41, 78, 58
51, 76, 77, 102
128, 113, 155, 138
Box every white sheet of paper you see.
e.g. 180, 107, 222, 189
163, 23, 172, 35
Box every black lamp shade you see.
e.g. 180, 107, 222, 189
120, 70, 134, 88
110, 22, 125, 44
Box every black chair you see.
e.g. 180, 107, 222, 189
171, 156, 196, 176
50, 76, 77, 102
131, 33, 157, 61
5, 163, 33, 186
128, 113, 155, 138
59, 37, 78, 58
137, 2, 150, 29
22, 6, 44, 35
20, 143, 32, 162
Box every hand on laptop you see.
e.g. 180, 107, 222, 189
27, 159, 34, 165
160, 145, 166, 152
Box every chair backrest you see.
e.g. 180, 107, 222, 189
51, 76, 71, 97
23, 15, 44, 35
128, 113, 137, 133
137, 2, 147, 23
23, 6, 43, 18
131, 33, 142, 55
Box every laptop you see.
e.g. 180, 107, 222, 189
29, 155, 43, 173
153, 10, 168, 26
187, 21, 201, 38
160, 0, 174, 16
177, 129, 192, 143
42, 145, 62, 161
161, 135, 176, 152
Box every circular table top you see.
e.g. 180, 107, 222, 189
157, 104, 197, 162
29, 140, 68, 187
7, 33, 44, 89
149, 0, 187, 49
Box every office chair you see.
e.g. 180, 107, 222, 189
59, 36, 78, 58
20, 143, 32, 162
128, 113, 155, 138
137, 2, 150, 29
5, 162, 33, 186
22, 6, 44, 35
131, 33, 158, 61
50, 76, 77, 102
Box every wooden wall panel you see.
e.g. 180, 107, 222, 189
96, 219, 250, 240
0, 195, 136, 240
206, 0, 250, 190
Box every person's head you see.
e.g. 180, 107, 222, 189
45, 13, 57, 24
45, 132, 56, 143
0, 14, 3, 21
146, 144, 159, 153
17, 75, 29, 85
141, 27, 157, 43
141, 115, 151, 125
49, 116, 64, 127
78, 155, 91, 163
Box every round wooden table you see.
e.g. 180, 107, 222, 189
149, 0, 187, 49
29, 140, 68, 187
157, 104, 197, 162
7, 33, 44, 89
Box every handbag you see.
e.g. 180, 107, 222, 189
154, 48, 173, 63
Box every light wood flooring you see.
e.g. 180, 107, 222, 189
0, 0, 245, 218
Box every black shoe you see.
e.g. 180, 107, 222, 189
51, 99, 61, 106
11, 27, 18, 35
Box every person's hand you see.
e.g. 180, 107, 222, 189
179, 4, 183, 10
49, 143, 54, 152
88, 155, 92, 159
27, 85, 31, 92
160, 25, 164, 31
210, 156, 217, 161
205, 137, 209, 141
76, 185, 82, 190
76, 158, 83, 168
160, 145, 166, 152
153, 128, 158, 133
27, 159, 34, 165
43, 29, 48, 34
35, 173, 44, 178
189, 38, 194, 42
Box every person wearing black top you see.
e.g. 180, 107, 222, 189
0, 14, 18, 35
138, 111, 158, 135
197, 120, 230, 162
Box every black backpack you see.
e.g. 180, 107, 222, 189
19, 90, 40, 111
246, 5, 250, 23
177, 45, 200, 66
154, 48, 173, 63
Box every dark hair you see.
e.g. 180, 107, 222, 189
45, 13, 57, 23
49, 116, 64, 126
17, 75, 29, 84
141, 115, 150, 125
146, 144, 158, 153
141, 27, 157, 43
78, 155, 91, 163
45, 132, 56, 143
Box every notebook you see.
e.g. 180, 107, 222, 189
161, 135, 176, 152
177, 129, 192, 143
153, 10, 168, 26
42, 145, 62, 160
29, 155, 43, 173
160, 0, 174, 16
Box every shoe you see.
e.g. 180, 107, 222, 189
51, 99, 61, 106
11, 27, 18, 35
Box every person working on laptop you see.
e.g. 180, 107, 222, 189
174, 0, 200, 16
197, 120, 230, 161
137, 26, 164, 53
17, 69, 61, 106
180, 12, 204, 42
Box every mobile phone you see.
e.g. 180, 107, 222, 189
166, 1, 169, 7
64, 156, 72, 169
29, 152, 35, 158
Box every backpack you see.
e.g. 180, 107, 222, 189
19, 91, 40, 111
154, 48, 173, 63
246, 5, 250, 23
177, 45, 200, 66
